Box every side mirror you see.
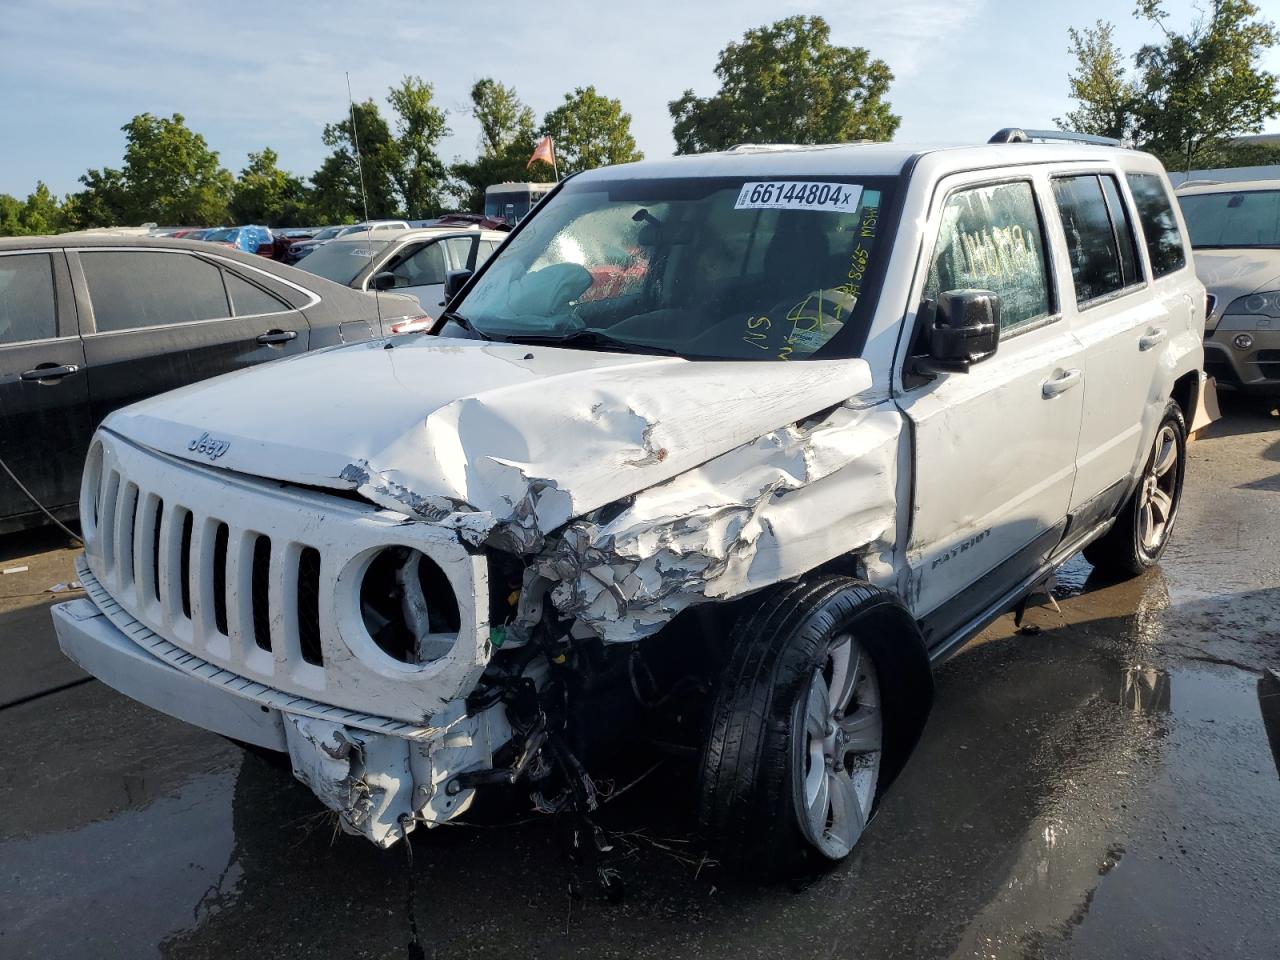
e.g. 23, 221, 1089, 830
443, 268, 473, 302
917, 289, 1000, 374
371, 271, 398, 291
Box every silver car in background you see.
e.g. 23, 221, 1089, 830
294, 226, 506, 329
1178, 180, 1280, 395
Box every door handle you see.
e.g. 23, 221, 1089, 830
20, 363, 79, 382
1042, 368, 1082, 398
256, 329, 297, 345
1138, 328, 1168, 351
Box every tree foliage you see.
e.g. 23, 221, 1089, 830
669, 16, 899, 154
451, 78, 549, 213
0, 182, 65, 236
312, 99, 401, 221
229, 148, 310, 226
1060, 2, 1280, 170
62, 113, 233, 228
540, 86, 642, 176
387, 75, 451, 217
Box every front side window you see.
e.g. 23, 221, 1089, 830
1052, 174, 1130, 305
924, 181, 1051, 331
1178, 187, 1280, 250
456, 175, 897, 360
388, 241, 446, 287
445, 237, 475, 271
81, 251, 229, 332
0, 253, 57, 346
1127, 173, 1187, 276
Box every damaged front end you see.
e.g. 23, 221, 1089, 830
65, 342, 903, 852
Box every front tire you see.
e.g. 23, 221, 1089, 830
697, 576, 922, 875
1084, 400, 1187, 577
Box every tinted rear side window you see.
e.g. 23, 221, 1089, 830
224, 271, 289, 316
1125, 173, 1186, 278
0, 253, 57, 345
81, 251, 229, 332
1052, 175, 1126, 305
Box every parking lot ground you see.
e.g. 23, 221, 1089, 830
1, 395, 1278, 960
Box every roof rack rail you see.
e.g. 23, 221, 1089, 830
989, 128, 1124, 148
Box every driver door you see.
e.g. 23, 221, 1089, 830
897, 173, 1086, 647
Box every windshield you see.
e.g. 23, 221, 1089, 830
456, 175, 897, 360
311, 226, 342, 241
1179, 189, 1280, 248
295, 239, 393, 285
204, 228, 236, 242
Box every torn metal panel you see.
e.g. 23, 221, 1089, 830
539, 402, 903, 642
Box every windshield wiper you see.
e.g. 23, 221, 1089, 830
438, 311, 492, 340
500, 329, 681, 356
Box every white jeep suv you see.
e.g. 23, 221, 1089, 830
53, 131, 1205, 876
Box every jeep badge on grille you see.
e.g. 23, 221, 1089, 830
188, 432, 230, 460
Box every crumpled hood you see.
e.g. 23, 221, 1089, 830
105, 336, 873, 550
1194, 249, 1280, 320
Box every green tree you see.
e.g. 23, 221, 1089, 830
311, 99, 401, 221
387, 75, 451, 218
62, 113, 232, 227
0, 182, 66, 236
669, 16, 899, 154
118, 113, 233, 223
1060, 2, 1280, 170
472, 78, 537, 159
540, 86, 642, 175
229, 147, 311, 226
451, 78, 547, 213
1055, 21, 1139, 141
1133, 0, 1280, 170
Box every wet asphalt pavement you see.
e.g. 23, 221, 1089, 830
2, 395, 1279, 960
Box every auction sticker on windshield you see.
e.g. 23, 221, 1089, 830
734, 182, 863, 213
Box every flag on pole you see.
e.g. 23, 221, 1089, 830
527, 136, 557, 179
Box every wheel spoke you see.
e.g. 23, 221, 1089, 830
839, 705, 882, 754
1140, 501, 1156, 549
1153, 432, 1177, 477
827, 636, 860, 713
1150, 487, 1173, 526
805, 672, 831, 740
807, 757, 830, 826
826, 770, 867, 851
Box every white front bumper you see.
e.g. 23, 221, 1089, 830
54, 589, 503, 847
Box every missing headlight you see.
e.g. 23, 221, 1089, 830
359, 546, 460, 664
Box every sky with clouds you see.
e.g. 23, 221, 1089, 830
4, 0, 1280, 198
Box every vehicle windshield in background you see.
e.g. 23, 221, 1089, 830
1179, 189, 1280, 248
309, 226, 343, 242
203, 228, 235, 242
295, 239, 393, 285
457, 175, 897, 360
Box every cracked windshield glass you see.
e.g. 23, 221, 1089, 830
456, 176, 895, 359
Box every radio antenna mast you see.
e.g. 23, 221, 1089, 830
346, 71, 383, 333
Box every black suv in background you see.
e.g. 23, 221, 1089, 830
0, 235, 423, 534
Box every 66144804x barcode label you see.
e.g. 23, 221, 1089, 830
733, 181, 863, 213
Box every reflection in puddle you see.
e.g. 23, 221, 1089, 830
1119, 665, 1171, 714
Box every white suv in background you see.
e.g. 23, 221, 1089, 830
53, 130, 1204, 880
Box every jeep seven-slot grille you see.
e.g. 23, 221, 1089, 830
93, 466, 325, 668
82, 432, 487, 724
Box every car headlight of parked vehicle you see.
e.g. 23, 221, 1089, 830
1224, 290, 1280, 318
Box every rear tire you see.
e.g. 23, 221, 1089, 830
1084, 400, 1187, 578
696, 576, 925, 875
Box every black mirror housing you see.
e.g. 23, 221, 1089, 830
370, 271, 398, 291
918, 289, 1000, 374
444, 268, 473, 302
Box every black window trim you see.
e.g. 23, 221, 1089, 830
923, 173, 1063, 346
1048, 170, 1149, 313
68, 246, 317, 336
1124, 170, 1189, 281
0, 248, 64, 347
